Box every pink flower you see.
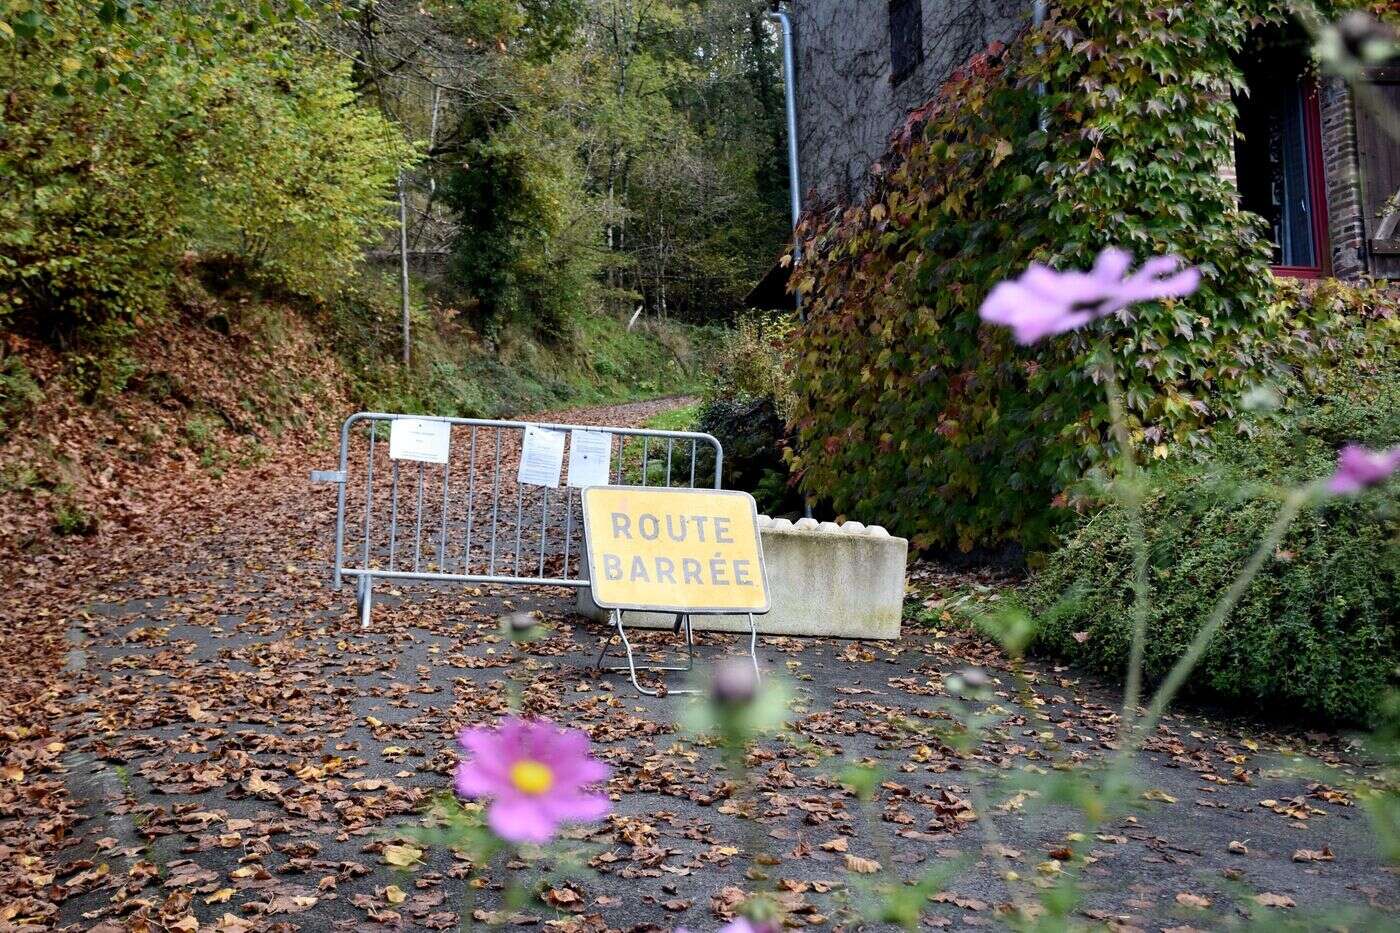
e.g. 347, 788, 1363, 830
454, 718, 611, 844
979, 247, 1201, 344
679, 921, 780, 933
719, 921, 780, 933
1327, 444, 1400, 495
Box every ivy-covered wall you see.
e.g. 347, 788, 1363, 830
789, 2, 1398, 278
787, 0, 1380, 553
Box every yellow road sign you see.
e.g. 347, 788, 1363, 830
582, 486, 769, 614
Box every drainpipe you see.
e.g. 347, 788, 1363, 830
768, 3, 813, 520
1034, 0, 1048, 130
767, 3, 803, 314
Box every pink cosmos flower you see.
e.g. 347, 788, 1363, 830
679, 921, 780, 933
979, 247, 1201, 344
718, 921, 780, 933
1327, 444, 1400, 495
454, 717, 611, 844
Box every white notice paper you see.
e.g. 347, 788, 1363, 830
567, 430, 612, 488
518, 425, 566, 487
389, 418, 451, 464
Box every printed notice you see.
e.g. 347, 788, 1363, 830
388, 418, 451, 464
567, 430, 612, 488
518, 425, 566, 487
582, 486, 769, 614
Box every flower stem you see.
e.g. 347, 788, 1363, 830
460, 869, 476, 932
1128, 489, 1306, 749
1100, 347, 1151, 740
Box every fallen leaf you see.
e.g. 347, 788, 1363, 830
1292, 847, 1334, 863
844, 854, 881, 874
383, 844, 423, 868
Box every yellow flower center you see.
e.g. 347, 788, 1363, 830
509, 760, 554, 795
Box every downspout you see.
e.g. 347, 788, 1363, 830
1034, 0, 1048, 130
767, 3, 812, 519
767, 3, 804, 318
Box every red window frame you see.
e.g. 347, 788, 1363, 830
1271, 78, 1331, 279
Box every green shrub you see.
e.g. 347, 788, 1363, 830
787, 0, 1373, 552
696, 313, 802, 512
696, 397, 795, 512
1025, 353, 1400, 726
0, 1, 412, 337
707, 313, 798, 420
184, 413, 223, 453
0, 355, 42, 434
52, 500, 96, 536
442, 79, 597, 341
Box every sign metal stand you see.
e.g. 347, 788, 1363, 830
582, 487, 768, 696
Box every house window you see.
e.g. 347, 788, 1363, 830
1234, 38, 1330, 276
889, 0, 924, 86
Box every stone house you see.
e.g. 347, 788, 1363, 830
752, 0, 1399, 305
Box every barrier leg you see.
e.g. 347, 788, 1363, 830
747, 613, 761, 682
358, 575, 373, 630
682, 614, 695, 672
612, 609, 655, 697
594, 610, 699, 696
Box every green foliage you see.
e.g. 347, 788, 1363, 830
596, 0, 790, 322
0, 355, 41, 434
67, 319, 139, 403
707, 313, 798, 419
642, 402, 700, 432
443, 108, 593, 340
0, 0, 412, 338
51, 500, 96, 536
322, 273, 712, 418
697, 397, 800, 514
184, 412, 222, 453
1024, 351, 1400, 726
697, 313, 802, 511
182, 48, 414, 299
788, 1, 1366, 552
418, 0, 788, 330
1363, 690, 1400, 863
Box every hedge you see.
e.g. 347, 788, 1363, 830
1025, 354, 1399, 725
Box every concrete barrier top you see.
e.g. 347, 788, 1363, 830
757, 514, 896, 540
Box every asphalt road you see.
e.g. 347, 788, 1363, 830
28, 399, 1399, 932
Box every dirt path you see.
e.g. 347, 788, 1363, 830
3, 397, 1396, 931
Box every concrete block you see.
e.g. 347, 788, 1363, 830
576, 517, 908, 640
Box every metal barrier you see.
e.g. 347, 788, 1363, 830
311, 413, 724, 636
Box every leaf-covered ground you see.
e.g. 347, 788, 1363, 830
2, 398, 1396, 932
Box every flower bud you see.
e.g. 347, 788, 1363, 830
957, 667, 990, 689
710, 657, 760, 706
1337, 11, 1398, 64
947, 667, 992, 697
502, 611, 541, 641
